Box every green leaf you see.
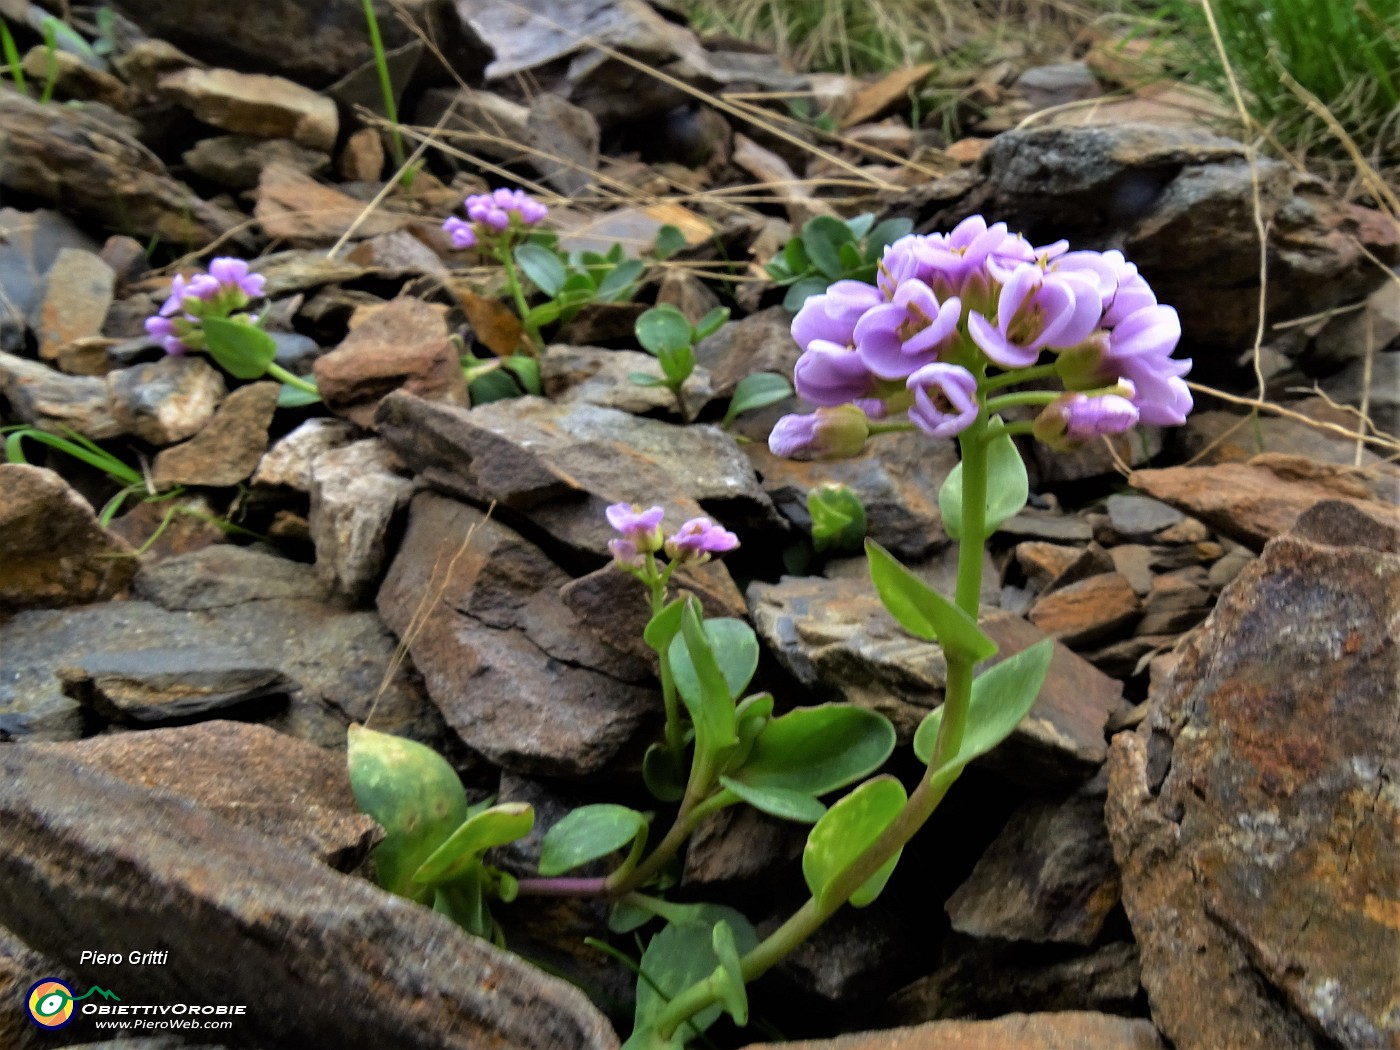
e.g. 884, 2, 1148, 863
596, 259, 645, 302
669, 603, 740, 754
728, 704, 894, 797
202, 316, 277, 380
642, 742, 687, 803
412, 802, 534, 887
722, 373, 793, 426
513, 243, 567, 296
939, 417, 1029, 541
782, 237, 810, 275
837, 240, 864, 272
710, 922, 749, 1026
643, 598, 686, 654
808, 484, 867, 553
718, 777, 826, 823
845, 213, 876, 239
432, 871, 493, 940
276, 382, 322, 407
803, 776, 906, 907
629, 371, 668, 388
669, 616, 759, 710
802, 215, 857, 279
865, 540, 996, 663
523, 300, 563, 328
538, 804, 649, 877
729, 691, 774, 769
866, 217, 914, 257
913, 638, 1054, 768
468, 368, 522, 405
346, 725, 469, 900
653, 224, 687, 261
502, 354, 541, 395
783, 276, 828, 313
693, 306, 731, 342
635, 305, 694, 356
657, 345, 694, 386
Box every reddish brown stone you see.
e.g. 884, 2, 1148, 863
255, 161, 411, 245
740, 1012, 1164, 1050
314, 296, 469, 428
152, 380, 280, 486
1029, 572, 1141, 647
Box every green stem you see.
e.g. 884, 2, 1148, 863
866, 419, 917, 435
982, 390, 1060, 415
652, 412, 994, 1043
265, 362, 319, 396
498, 245, 542, 352
604, 786, 718, 895
361, 0, 407, 174
982, 363, 1058, 391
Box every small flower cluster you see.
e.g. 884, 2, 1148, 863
442, 188, 549, 250
144, 257, 265, 356
772, 216, 1191, 456
607, 503, 739, 569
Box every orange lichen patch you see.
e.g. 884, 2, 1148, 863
1363, 896, 1400, 930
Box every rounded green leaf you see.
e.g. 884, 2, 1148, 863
202, 316, 277, 380
412, 802, 534, 887
513, 243, 567, 296
728, 704, 894, 798
803, 775, 907, 908
783, 275, 827, 313
538, 804, 648, 877
643, 742, 687, 803
801, 215, 857, 279
939, 416, 1029, 541
668, 617, 759, 711
630, 906, 758, 1046
722, 372, 793, 426
718, 777, 826, 823
866, 539, 997, 663
635, 305, 693, 356
693, 306, 731, 341
347, 724, 469, 899
710, 921, 748, 1025
652, 224, 687, 261
809, 484, 867, 553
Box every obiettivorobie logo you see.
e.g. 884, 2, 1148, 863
25, 979, 120, 1029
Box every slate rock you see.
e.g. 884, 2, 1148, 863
740, 1011, 1163, 1050
693, 305, 802, 399
0, 91, 246, 249
377, 493, 657, 777
160, 67, 337, 149
135, 543, 329, 608
779, 897, 912, 1004
29, 247, 115, 360
1106, 500, 1400, 1050
541, 344, 715, 419
1129, 454, 1400, 550
0, 746, 619, 1050
0, 350, 123, 438
525, 92, 600, 194
252, 417, 358, 491
0, 465, 137, 615
314, 295, 468, 427
308, 438, 415, 601
963, 124, 1398, 349
1135, 569, 1211, 636
1028, 572, 1141, 648
747, 430, 958, 560
254, 161, 413, 245
0, 206, 99, 351
106, 355, 226, 445
27, 721, 380, 870
376, 391, 778, 558
682, 804, 805, 891
1104, 494, 1184, 541
1179, 398, 1394, 471
748, 575, 1120, 783
183, 133, 331, 191
1030, 424, 1162, 484
1321, 349, 1400, 437
999, 506, 1093, 543
152, 381, 280, 486
0, 924, 75, 1049
945, 770, 1118, 945
58, 647, 293, 725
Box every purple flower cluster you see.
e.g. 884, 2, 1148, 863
606, 503, 738, 568
443, 188, 549, 249
773, 216, 1191, 455
144, 257, 265, 356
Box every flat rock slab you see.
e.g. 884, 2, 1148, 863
1107, 500, 1400, 1050
0, 746, 619, 1050
0, 464, 136, 614
376, 391, 779, 558
158, 67, 338, 150
27, 721, 380, 870
1129, 454, 1400, 550
740, 1011, 1164, 1050
0, 349, 122, 438
152, 381, 280, 487
377, 493, 657, 777
748, 575, 1121, 784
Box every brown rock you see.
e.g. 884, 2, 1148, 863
255, 161, 412, 245
184, 133, 330, 191
377, 493, 657, 777
339, 126, 385, 181
0, 465, 136, 612
30, 248, 114, 360
159, 66, 338, 149
28, 721, 379, 870
1107, 500, 1400, 1049
1015, 541, 1084, 592
315, 296, 468, 427
0, 745, 619, 1050
841, 63, 935, 128
0, 91, 246, 249
153, 381, 280, 486
1135, 569, 1210, 636
1029, 572, 1141, 647
107, 494, 229, 561
22, 46, 132, 109
253, 417, 358, 491
0, 350, 123, 438
541, 344, 714, 419
346, 229, 447, 275
1129, 454, 1400, 550
740, 1012, 1164, 1050
308, 439, 415, 600
0, 925, 74, 1049
106, 354, 226, 445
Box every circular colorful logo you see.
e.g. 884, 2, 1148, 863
26, 979, 76, 1029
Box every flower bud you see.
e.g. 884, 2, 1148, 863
768, 405, 870, 460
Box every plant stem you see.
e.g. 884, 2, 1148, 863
513, 875, 610, 898
360, 0, 408, 178
498, 245, 542, 352
264, 362, 320, 396
982, 363, 1058, 391
866, 419, 917, 435
653, 413, 993, 1043
982, 390, 1060, 415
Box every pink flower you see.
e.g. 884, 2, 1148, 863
907, 363, 979, 439
443, 216, 477, 249
854, 280, 962, 379
665, 518, 739, 562
605, 503, 665, 554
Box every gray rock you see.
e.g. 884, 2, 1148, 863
376, 392, 779, 559
1320, 349, 1399, 437
0, 465, 137, 615
693, 306, 802, 400
58, 647, 293, 725
525, 93, 600, 194
135, 543, 329, 609
1304, 274, 1400, 373
999, 507, 1093, 543
682, 804, 805, 891
1107, 500, 1400, 1050
377, 493, 657, 776
946, 770, 1118, 945
779, 897, 912, 1004
29, 247, 114, 360
541, 344, 715, 419
1014, 62, 1103, 111
26, 721, 380, 870
0, 351, 123, 438
0, 746, 619, 1050
151, 380, 281, 487
964, 124, 1398, 349
308, 439, 415, 601
0, 207, 99, 351
106, 355, 226, 446
253, 417, 359, 491
1104, 494, 1185, 542
183, 133, 331, 191
1030, 425, 1163, 485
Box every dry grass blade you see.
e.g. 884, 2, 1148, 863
1187, 381, 1400, 457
